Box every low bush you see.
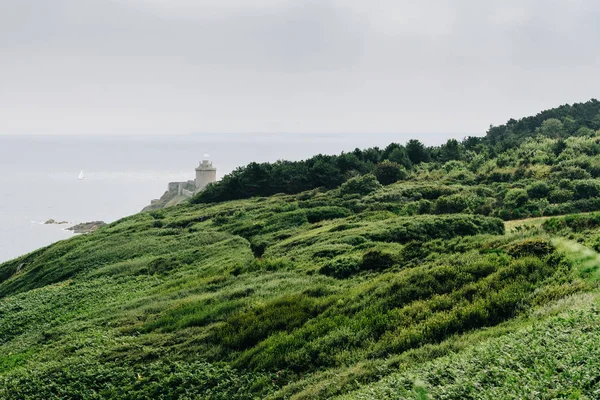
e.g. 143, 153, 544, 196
434, 193, 474, 214
319, 257, 362, 278
399, 241, 431, 264
526, 181, 550, 199
506, 238, 554, 258
263, 210, 308, 232
340, 174, 382, 196
213, 294, 332, 351
142, 257, 180, 275
573, 179, 600, 199
366, 215, 505, 244
361, 250, 396, 271
374, 161, 408, 185
504, 189, 529, 208
543, 212, 600, 233
305, 206, 352, 223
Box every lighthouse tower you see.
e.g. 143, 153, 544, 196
195, 154, 217, 192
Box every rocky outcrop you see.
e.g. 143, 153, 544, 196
67, 221, 107, 234
44, 219, 69, 225
142, 185, 193, 212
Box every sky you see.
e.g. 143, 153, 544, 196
1, 0, 599, 138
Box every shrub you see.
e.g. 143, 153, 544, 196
361, 250, 395, 271
312, 247, 349, 259
543, 212, 600, 233
341, 235, 367, 246
305, 206, 352, 223
340, 174, 382, 196
329, 223, 361, 232
214, 294, 330, 351
555, 166, 592, 180
411, 185, 458, 200
526, 182, 550, 199
155, 228, 182, 236
148, 211, 165, 220
417, 199, 433, 214
367, 215, 505, 244
548, 189, 573, 203
434, 193, 474, 214
319, 257, 362, 278
166, 215, 208, 228
399, 241, 430, 263
374, 161, 408, 185
506, 239, 554, 258
250, 241, 267, 258
504, 189, 529, 208
264, 210, 308, 232
573, 180, 600, 200
144, 257, 180, 275
485, 169, 515, 183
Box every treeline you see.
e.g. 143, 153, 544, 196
193, 139, 467, 203
485, 98, 600, 151
193, 99, 600, 204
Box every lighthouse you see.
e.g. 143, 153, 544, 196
195, 154, 217, 191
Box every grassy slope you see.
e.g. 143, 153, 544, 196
341, 230, 600, 399
341, 293, 600, 399
1, 181, 600, 398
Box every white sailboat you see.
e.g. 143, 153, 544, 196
78, 170, 85, 180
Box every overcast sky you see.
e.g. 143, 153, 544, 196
1, 0, 599, 137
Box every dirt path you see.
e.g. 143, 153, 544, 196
504, 211, 599, 231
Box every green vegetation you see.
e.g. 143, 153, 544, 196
2, 99, 600, 398
193, 99, 600, 223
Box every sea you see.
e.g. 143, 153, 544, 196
0, 133, 455, 264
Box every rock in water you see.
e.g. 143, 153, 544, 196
67, 221, 107, 234
45, 219, 69, 224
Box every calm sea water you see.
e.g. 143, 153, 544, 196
0, 133, 452, 263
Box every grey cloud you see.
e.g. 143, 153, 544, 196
1, 0, 599, 136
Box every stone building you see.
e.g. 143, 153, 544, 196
195, 155, 217, 192
144, 156, 218, 211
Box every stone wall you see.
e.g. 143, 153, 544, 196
167, 181, 196, 196
168, 182, 182, 193
181, 189, 195, 198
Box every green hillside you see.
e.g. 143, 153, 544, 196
2, 100, 600, 399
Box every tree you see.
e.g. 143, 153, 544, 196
308, 157, 343, 189
538, 118, 564, 138
575, 127, 595, 137
563, 116, 579, 134
462, 136, 483, 151
440, 138, 462, 162
388, 147, 413, 169
406, 139, 431, 164
374, 161, 407, 185
360, 147, 381, 164
336, 152, 367, 176
242, 162, 272, 196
